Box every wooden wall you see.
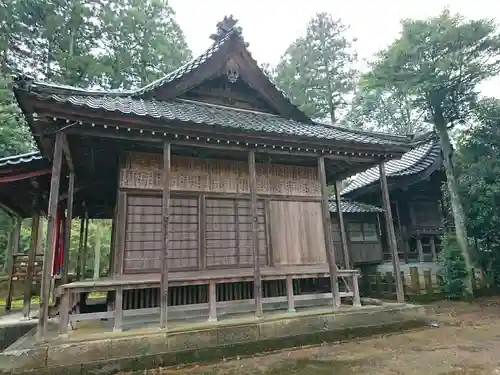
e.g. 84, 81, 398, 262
268, 201, 326, 265
116, 151, 327, 274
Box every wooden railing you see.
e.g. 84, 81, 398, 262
5, 253, 44, 312
57, 267, 361, 336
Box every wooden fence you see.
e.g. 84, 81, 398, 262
361, 267, 488, 302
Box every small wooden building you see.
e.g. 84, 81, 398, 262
342, 137, 446, 265
9, 16, 412, 339
329, 198, 384, 267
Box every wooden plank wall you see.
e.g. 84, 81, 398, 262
117, 151, 328, 273
268, 201, 326, 265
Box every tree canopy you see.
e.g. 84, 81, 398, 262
273, 13, 358, 124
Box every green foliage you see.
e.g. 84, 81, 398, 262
455, 98, 500, 286
99, 0, 192, 89
344, 86, 431, 135
273, 13, 357, 123
363, 9, 500, 127
438, 233, 469, 299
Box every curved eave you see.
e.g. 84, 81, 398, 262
343, 148, 443, 200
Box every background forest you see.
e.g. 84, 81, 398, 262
1, 1, 500, 285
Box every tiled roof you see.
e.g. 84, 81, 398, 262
341, 138, 442, 195
30, 93, 412, 146
0, 151, 42, 167
329, 198, 383, 213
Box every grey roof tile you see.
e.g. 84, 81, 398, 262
341, 139, 441, 195
0, 151, 42, 167
33, 93, 410, 146
329, 198, 383, 213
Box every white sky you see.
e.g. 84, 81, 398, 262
169, 0, 500, 98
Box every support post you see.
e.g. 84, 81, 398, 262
352, 272, 362, 307
417, 237, 424, 263
208, 280, 217, 322
248, 150, 263, 317
38, 132, 64, 341
379, 162, 405, 303
5, 217, 20, 312
76, 217, 84, 280
93, 224, 102, 280
81, 214, 89, 279
333, 180, 351, 268
114, 286, 123, 332
286, 275, 295, 313
430, 236, 437, 262
159, 141, 171, 329
23, 213, 40, 318
318, 155, 341, 308
62, 172, 75, 285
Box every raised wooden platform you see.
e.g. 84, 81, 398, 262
0, 303, 428, 375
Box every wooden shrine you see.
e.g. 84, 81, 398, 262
8, 16, 414, 341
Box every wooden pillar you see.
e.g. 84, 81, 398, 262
333, 180, 351, 268
159, 141, 171, 329
248, 150, 263, 317
430, 236, 437, 262
286, 275, 295, 312
81, 214, 89, 279
318, 155, 340, 308
352, 272, 362, 307
379, 162, 404, 303
76, 217, 84, 280
23, 213, 40, 318
208, 280, 217, 322
93, 224, 102, 279
5, 217, 20, 312
62, 172, 75, 285
114, 286, 123, 332
417, 237, 424, 262
37, 132, 64, 341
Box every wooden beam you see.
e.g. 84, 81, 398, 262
0, 169, 52, 183
333, 181, 351, 268
379, 162, 405, 303
38, 131, 64, 341
248, 150, 263, 317
61, 132, 74, 172
318, 155, 341, 308
0, 202, 23, 219
61, 172, 75, 285
23, 213, 40, 318
159, 141, 171, 329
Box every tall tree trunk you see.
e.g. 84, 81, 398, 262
434, 115, 474, 295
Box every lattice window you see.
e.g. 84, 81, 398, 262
124, 195, 199, 273
205, 198, 267, 268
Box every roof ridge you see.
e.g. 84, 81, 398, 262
317, 122, 411, 142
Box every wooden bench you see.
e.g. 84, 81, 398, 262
58, 266, 361, 335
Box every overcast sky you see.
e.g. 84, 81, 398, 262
169, 0, 500, 98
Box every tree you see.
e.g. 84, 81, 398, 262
362, 9, 500, 294
274, 13, 357, 123
99, 0, 192, 89
344, 86, 431, 135
455, 98, 500, 286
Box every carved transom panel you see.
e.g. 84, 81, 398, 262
120, 152, 320, 197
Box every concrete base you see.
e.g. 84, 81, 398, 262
0, 303, 428, 375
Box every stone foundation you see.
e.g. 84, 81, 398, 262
0, 304, 427, 375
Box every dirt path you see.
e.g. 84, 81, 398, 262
131, 298, 500, 375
